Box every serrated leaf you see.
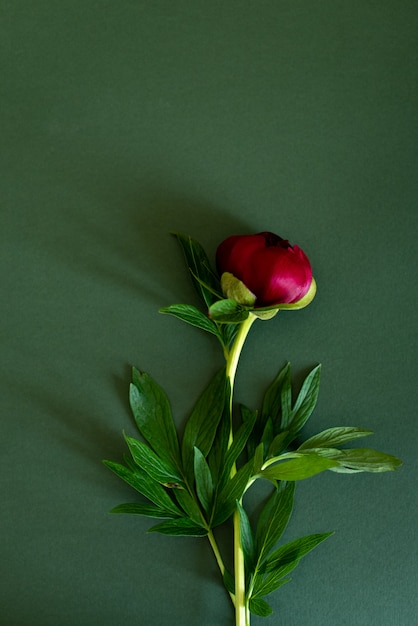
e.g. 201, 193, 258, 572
249, 597, 273, 617
182, 367, 227, 484
148, 517, 208, 537
172, 232, 222, 307
208, 299, 249, 323
298, 427, 374, 451
124, 435, 184, 487
237, 500, 256, 573
109, 502, 179, 519
266, 532, 334, 573
260, 454, 339, 481
130, 369, 181, 469
159, 304, 221, 338
103, 460, 182, 516
255, 482, 295, 566
212, 460, 254, 526
194, 447, 214, 514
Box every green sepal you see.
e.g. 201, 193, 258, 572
103, 460, 182, 517
148, 517, 208, 537
260, 453, 339, 481
130, 368, 181, 469
181, 367, 227, 484
124, 434, 184, 487
248, 598, 273, 617
159, 303, 221, 338
109, 502, 180, 519
209, 299, 250, 323
194, 447, 214, 514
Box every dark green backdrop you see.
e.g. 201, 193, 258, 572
1, 2, 417, 625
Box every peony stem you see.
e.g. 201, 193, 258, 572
225, 313, 257, 626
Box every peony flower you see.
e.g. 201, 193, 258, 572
216, 231, 315, 309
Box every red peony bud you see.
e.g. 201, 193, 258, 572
216, 232, 314, 307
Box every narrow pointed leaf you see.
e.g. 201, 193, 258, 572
288, 364, 321, 435
194, 447, 214, 514
109, 503, 179, 519
182, 367, 227, 483
255, 482, 295, 565
212, 460, 254, 526
326, 448, 402, 473
130, 369, 180, 468
148, 517, 208, 537
261, 362, 291, 432
103, 460, 182, 516
252, 571, 291, 598
124, 435, 184, 487
218, 407, 257, 490
159, 304, 221, 337
174, 489, 204, 526
298, 427, 374, 451
237, 501, 256, 572
266, 532, 334, 573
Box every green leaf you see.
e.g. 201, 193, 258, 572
212, 460, 254, 526
103, 460, 182, 516
324, 447, 402, 473
148, 517, 208, 537
182, 367, 227, 484
261, 362, 291, 432
208, 299, 249, 323
237, 501, 256, 572
252, 571, 292, 598
267, 431, 290, 458
287, 364, 321, 436
174, 489, 204, 525
266, 532, 334, 573
218, 407, 257, 490
124, 435, 184, 487
130, 369, 181, 469
249, 598, 273, 617
194, 447, 214, 514
159, 304, 221, 338
260, 454, 339, 481
223, 568, 235, 595
109, 502, 179, 519
255, 482, 295, 566
172, 232, 222, 307
298, 427, 374, 451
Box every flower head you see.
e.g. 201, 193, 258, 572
216, 232, 315, 308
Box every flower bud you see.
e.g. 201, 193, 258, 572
216, 232, 315, 308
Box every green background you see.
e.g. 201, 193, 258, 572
1, 2, 417, 625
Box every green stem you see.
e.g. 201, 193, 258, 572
225, 314, 257, 626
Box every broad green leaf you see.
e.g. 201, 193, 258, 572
298, 427, 374, 451
174, 489, 204, 526
109, 502, 179, 519
172, 232, 222, 307
148, 517, 208, 537
212, 460, 254, 526
103, 460, 182, 516
208, 299, 249, 323
130, 369, 181, 469
287, 365, 321, 436
249, 598, 273, 617
255, 483, 295, 566
266, 532, 334, 573
194, 447, 214, 514
182, 367, 227, 483
159, 304, 221, 338
260, 454, 339, 481
124, 435, 184, 487
237, 501, 256, 573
